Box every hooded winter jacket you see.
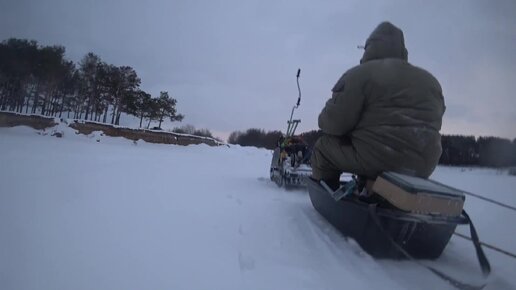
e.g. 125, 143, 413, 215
314, 22, 445, 178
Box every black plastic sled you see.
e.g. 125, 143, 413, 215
305, 177, 468, 259
306, 175, 493, 290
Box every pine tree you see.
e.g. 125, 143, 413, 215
126, 89, 152, 128
155, 91, 184, 129
78, 53, 102, 120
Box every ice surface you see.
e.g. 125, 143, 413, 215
1, 125, 515, 290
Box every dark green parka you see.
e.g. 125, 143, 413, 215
313, 22, 445, 178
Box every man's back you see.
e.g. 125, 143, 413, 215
350, 58, 445, 178
313, 22, 445, 180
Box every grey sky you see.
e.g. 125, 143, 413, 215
1, 0, 515, 140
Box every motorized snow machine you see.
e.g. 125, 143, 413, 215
270, 69, 312, 187
305, 172, 491, 290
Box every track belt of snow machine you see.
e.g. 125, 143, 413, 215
271, 164, 312, 187
305, 177, 491, 290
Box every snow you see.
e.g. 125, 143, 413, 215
1, 125, 515, 290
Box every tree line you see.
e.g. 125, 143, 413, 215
229, 129, 516, 168
171, 124, 215, 139
228, 129, 283, 150
440, 135, 516, 167
0, 38, 183, 129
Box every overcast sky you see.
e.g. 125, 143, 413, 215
1, 0, 515, 140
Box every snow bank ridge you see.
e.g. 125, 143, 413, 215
0, 111, 224, 147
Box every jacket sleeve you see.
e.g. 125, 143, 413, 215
318, 67, 367, 136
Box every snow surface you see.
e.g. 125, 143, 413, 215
1, 125, 515, 290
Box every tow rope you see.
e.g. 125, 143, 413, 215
454, 232, 516, 260
463, 191, 516, 213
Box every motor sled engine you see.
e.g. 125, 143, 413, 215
270, 136, 312, 187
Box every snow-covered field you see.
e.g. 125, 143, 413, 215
1, 125, 515, 290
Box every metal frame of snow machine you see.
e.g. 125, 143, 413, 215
270, 69, 312, 187
270, 136, 312, 187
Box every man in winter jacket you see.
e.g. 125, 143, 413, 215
311, 21, 445, 187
